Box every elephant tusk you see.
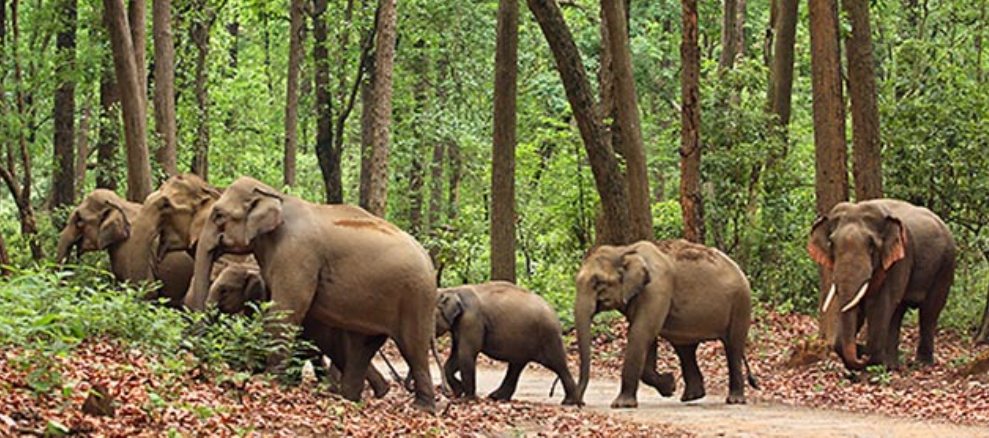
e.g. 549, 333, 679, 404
841, 282, 870, 313
821, 284, 837, 313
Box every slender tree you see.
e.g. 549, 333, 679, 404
720, 0, 739, 69
365, 0, 397, 216
526, 0, 632, 245
602, 0, 652, 242
152, 0, 178, 176
52, 0, 78, 208
680, 0, 703, 243
283, 0, 304, 187
103, 0, 153, 201
809, 0, 849, 342
312, 0, 334, 201
189, 1, 220, 180
128, 0, 146, 108
96, 58, 120, 191
767, 0, 798, 127
74, 105, 91, 196
491, 0, 518, 283
844, 0, 882, 200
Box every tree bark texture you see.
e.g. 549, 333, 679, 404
103, 0, 153, 201
359, 74, 374, 209
680, 0, 704, 244
52, 0, 77, 208
491, 0, 518, 283
768, 0, 798, 127
844, 0, 882, 201
312, 0, 338, 202
96, 57, 120, 191
365, 0, 397, 217
128, 0, 146, 109
190, 6, 213, 181
809, 0, 849, 343
526, 0, 632, 245
283, 0, 304, 187
720, 0, 738, 69
152, 0, 178, 176
602, 0, 653, 242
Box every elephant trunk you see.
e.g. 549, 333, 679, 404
184, 221, 220, 311
574, 289, 595, 403
837, 309, 867, 370
55, 225, 80, 264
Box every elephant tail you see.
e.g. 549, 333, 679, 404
744, 355, 759, 389
548, 376, 560, 397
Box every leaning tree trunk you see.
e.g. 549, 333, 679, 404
52, 0, 78, 209
844, 0, 882, 201
283, 0, 304, 187
152, 0, 178, 176
103, 0, 153, 202
680, 0, 704, 244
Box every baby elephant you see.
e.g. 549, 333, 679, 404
435, 281, 581, 405
209, 264, 391, 398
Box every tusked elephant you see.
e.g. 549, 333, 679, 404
208, 262, 391, 398
435, 281, 580, 405
808, 199, 956, 370
56, 189, 193, 306
183, 177, 437, 412
575, 240, 756, 408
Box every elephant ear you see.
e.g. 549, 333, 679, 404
438, 293, 464, 327
807, 216, 834, 269
620, 252, 651, 305
246, 188, 284, 242
881, 216, 908, 270
98, 203, 131, 249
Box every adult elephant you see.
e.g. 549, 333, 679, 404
808, 199, 955, 370
184, 177, 437, 412
575, 240, 755, 408
55, 189, 193, 306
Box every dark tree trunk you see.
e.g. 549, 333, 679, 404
491, 0, 518, 283
283, 0, 304, 187
680, 0, 704, 243
189, 6, 213, 181
844, 0, 882, 201
104, 0, 153, 201
152, 0, 178, 176
366, 0, 397, 217
359, 73, 374, 209
809, 0, 849, 342
312, 0, 337, 202
768, 0, 798, 127
720, 0, 739, 69
96, 57, 120, 191
52, 0, 77, 208
526, 0, 632, 245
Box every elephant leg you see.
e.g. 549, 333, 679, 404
488, 362, 525, 401
365, 364, 390, 398
326, 362, 343, 393
674, 343, 705, 402
885, 304, 908, 370
864, 292, 894, 368
723, 338, 746, 404
454, 343, 480, 399
537, 339, 581, 406
641, 339, 674, 397
613, 312, 666, 409
340, 333, 387, 402
264, 276, 318, 373
443, 347, 464, 396
393, 323, 438, 412
917, 262, 953, 366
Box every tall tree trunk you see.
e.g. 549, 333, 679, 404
735, 0, 747, 58
311, 0, 338, 203
96, 57, 120, 191
680, 0, 704, 243
365, 0, 397, 217
809, 0, 849, 343
491, 0, 518, 283
844, 0, 882, 201
283, 0, 304, 187
104, 0, 153, 201
526, 0, 632, 245
602, 0, 652, 242
768, 0, 798, 127
190, 8, 212, 181
719, 0, 738, 69
52, 0, 77, 209
152, 0, 177, 176
75, 105, 90, 196
128, 0, 147, 108
359, 73, 374, 209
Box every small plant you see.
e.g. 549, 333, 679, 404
865, 364, 892, 386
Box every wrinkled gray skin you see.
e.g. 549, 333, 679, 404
435, 282, 581, 405
208, 263, 390, 398
575, 240, 754, 408
809, 199, 956, 370
55, 190, 193, 306
184, 177, 437, 412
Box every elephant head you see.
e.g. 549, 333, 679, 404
435, 289, 469, 337
808, 202, 908, 369
152, 174, 221, 258
573, 245, 652, 401
56, 190, 133, 263
207, 263, 267, 315
184, 177, 284, 311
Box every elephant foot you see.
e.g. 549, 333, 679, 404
610, 394, 638, 409
371, 382, 390, 399
561, 397, 584, 407
654, 372, 675, 397
726, 393, 746, 405
680, 387, 705, 402
914, 353, 934, 368
487, 389, 513, 402
411, 398, 437, 415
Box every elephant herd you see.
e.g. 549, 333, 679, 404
56, 174, 957, 412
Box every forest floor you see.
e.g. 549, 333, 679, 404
2, 309, 988, 436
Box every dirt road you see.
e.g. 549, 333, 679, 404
379, 359, 989, 437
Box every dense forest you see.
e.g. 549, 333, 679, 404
1, 0, 989, 435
